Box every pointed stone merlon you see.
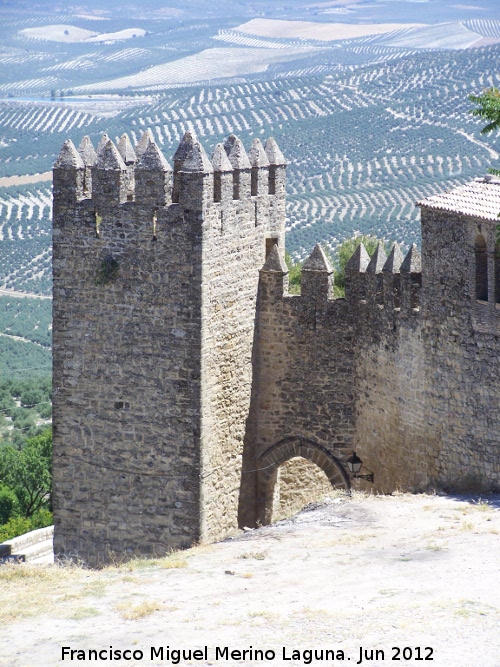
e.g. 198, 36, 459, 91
265, 137, 286, 198
344, 243, 370, 299
135, 129, 154, 159
135, 141, 172, 208
117, 133, 137, 200
172, 131, 197, 202
401, 243, 422, 274
78, 136, 97, 197
401, 243, 422, 310
118, 133, 137, 165
78, 136, 97, 167
224, 134, 251, 200
365, 240, 387, 303
382, 242, 404, 274
248, 138, 270, 196
177, 139, 214, 208
366, 241, 387, 274
211, 143, 233, 203
259, 243, 289, 299
382, 243, 404, 308
345, 243, 370, 274
92, 139, 128, 206
96, 133, 110, 155
301, 244, 334, 302
53, 140, 85, 214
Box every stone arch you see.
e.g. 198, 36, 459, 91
474, 233, 488, 301
257, 436, 350, 525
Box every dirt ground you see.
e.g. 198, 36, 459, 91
0, 172, 52, 188
1, 492, 499, 667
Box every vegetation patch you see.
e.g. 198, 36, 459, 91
115, 599, 165, 620
95, 255, 119, 286
0, 429, 52, 539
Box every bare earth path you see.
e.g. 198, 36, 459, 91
0, 288, 51, 299
1, 493, 499, 667
0, 172, 52, 188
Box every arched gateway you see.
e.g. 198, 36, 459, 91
256, 436, 351, 524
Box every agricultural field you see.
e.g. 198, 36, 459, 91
0, 295, 52, 442
0, 2, 499, 296
1, 40, 499, 297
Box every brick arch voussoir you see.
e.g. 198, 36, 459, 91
258, 436, 350, 491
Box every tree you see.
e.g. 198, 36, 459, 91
0, 484, 19, 524
285, 252, 302, 294
469, 87, 500, 176
333, 234, 384, 295
0, 429, 52, 518
284, 235, 387, 298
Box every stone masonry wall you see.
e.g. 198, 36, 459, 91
420, 208, 500, 491
52, 132, 286, 565
53, 128, 499, 565
198, 138, 287, 542
52, 141, 205, 566
252, 244, 437, 519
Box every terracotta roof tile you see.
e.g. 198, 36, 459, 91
417, 177, 500, 222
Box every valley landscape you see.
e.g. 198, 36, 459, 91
0, 3, 500, 665
1, 0, 500, 431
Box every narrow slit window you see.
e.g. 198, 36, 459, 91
268, 165, 276, 195
214, 172, 222, 203
232, 171, 239, 200
95, 210, 101, 238
495, 243, 500, 304
251, 167, 258, 196
475, 234, 488, 301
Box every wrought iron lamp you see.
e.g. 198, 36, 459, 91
346, 451, 374, 483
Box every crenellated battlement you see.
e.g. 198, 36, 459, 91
52, 122, 499, 567
260, 241, 422, 323
53, 131, 286, 213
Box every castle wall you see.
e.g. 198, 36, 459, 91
52, 130, 499, 566
53, 169, 205, 566
198, 178, 282, 542
52, 134, 286, 564
353, 314, 439, 492
420, 208, 500, 492
253, 261, 437, 513
252, 204, 499, 505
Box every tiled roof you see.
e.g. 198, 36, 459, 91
417, 176, 500, 222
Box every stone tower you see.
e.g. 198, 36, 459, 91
53, 128, 500, 566
52, 131, 286, 566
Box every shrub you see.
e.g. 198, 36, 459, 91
0, 484, 19, 525
0, 509, 52, 543
0, 515, 32, 542
285, 252, 302, 294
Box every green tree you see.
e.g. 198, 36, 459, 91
285, 252, 302, 294
333, 234, 383, 296
0, 429, 52, 518
284, 235, 387, 297
469, 87, 500, 176
0, 484, 19, 524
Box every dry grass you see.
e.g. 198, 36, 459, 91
0, 562, 88, 624
68, 606, 101, 620
460, 520, 476, 531
238, 550, 267, 560
0, 546, 193, 625
115, 599, 165, 620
